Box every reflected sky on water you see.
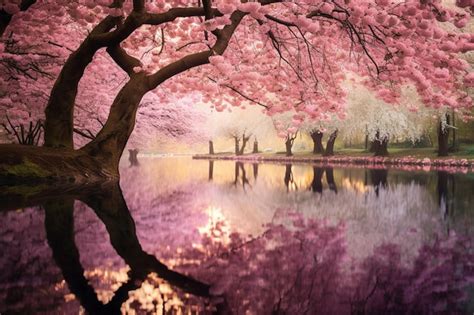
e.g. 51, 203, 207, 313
1, 157, 474, 314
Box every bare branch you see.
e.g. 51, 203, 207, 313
207, 76, 269, 109
73, 128, 96, 140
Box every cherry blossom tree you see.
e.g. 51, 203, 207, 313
339, 84, 434, 156
0, 0, 473, 180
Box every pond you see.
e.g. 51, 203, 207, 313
1, 157, 474, 314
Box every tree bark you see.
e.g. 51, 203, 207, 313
81, 75, 148, 173
209, 140, 214, 155
310, 130, 324, 154
323, 130, 338, 156
438, 115, 450, 157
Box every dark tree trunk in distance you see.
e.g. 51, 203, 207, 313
209, 141, 214, 155
323, 130, 338, 156
371, 131, 389, 157
438, 115, 450, 157
285, 133, 297, 157
310, 130, 324, 154
239, 134, 251, 155
234, 137, 240, 155
253, 139, 258, 153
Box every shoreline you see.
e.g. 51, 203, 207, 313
192, 154, 474, 173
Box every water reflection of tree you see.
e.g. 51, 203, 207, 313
253, 163, 258, 181
284, 164, 298, 192
43, 183, 213, 314
174, 212, 474, 314
128, 149, 139, 167
368, 169, 388, 197
437, 171, 458, 225
309, 167, 324, 193
308, 167, 337, 194
233, 162, 250, 190
208, 160, 214, 181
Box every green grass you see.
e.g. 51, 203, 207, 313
333, 144, 474, 159
202, 144, 474, 160
264, 144, 474, 159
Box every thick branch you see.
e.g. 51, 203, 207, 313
132, 0, 145, 12
202, 0, 214, 20
91, 8, 215, 46
146, 11, 246, 90
106, 45, 142, 76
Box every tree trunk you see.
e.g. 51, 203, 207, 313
81, 75, 148, 173
371, 131, 389, 156
239, 135, 250, 155
323, 130, 338, 156
44, 17, 118, 148
234, 137, 240, 155
310, 131, 324, 154
253, 140, 258, 153
209, 140, 214, 155
285, 138, 293, 156
438, 115, 450, 157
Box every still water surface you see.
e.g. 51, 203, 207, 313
1, 157, 474, 314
